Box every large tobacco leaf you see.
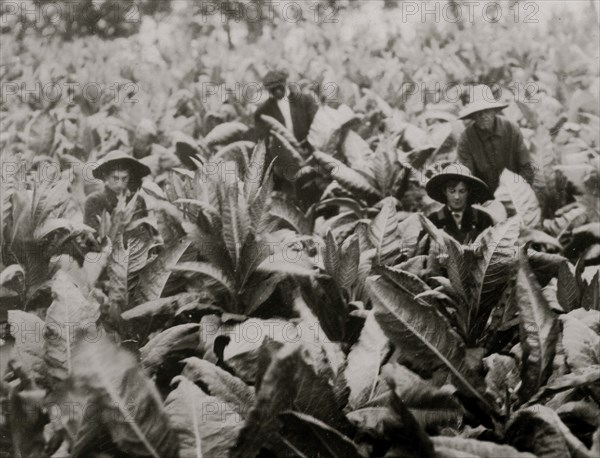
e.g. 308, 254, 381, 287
134, 239, 192, 303
516, 252, 560, 401
165, 375, 242, 458
369, 197, 399, 265
366, 275, 492, 413
495, 169, 541, 228
432, 436, 536, 458
559, 314, 600, 369
232, 343, 353, 458
140, 323, 201, 375
7, 310, 45, 381
470, 216, 521, 339
67, 336, 179, 458
181, 357, 256, 417
278, 411, 364, 458
506, 405, 595, 458
44, 271, 100, 383
344, 310, 390, 410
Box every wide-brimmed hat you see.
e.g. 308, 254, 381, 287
458, 85, 509, 120
91, 150, 151, 180
262, 69, 289, 88
426, 163, 492, 204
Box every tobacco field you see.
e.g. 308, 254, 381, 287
0, 1, 599, 457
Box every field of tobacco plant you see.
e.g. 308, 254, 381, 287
0, 1, 599, 457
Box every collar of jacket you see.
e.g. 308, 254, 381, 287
437, 205, 479, 226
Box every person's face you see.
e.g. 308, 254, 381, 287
269, 83, 286, 100
444, 181, 469, 211
472, 109, 496, 131
105, 169, 130, 194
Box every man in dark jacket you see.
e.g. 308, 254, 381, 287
84, 150, 150, 234
456, 85, 535, 193
254, 69, 318, 147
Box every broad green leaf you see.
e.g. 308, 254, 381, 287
269, 130, 304, 176
369, 198, 399, 265
483, 354, 519, 415
367, 276, 492, 413
222, 182, 251, 270
260, 115, 302, 151
299, 276, 347, 342
106, 233, 130, 313
165, 375, 243, 458
516, 252, 560, 401
383, 363, 464, 430
373, 264, 430, 297
246, 141, 267, 202
324, 230, 341, 277
267, 195, 310, 234
7, 310, 45, 381
204, 121, 248, 147
313, 151, 380, 199
506, 405, 594, 458
278, 411, 364, 458
44, 271, 100, 382
345, 311, 389, 410
232, 344, 353, 458
495, 169, 541, 228
135, 239, 192, 303
566, 308, 600, 333
140, 323, 200, 375
557, 262, 581, 312
182, 357, 255, 417
432, 437, 536, 458
69, 336, 179, 458
25, 110, 56, 156
470, 216, 521, 339
529, 365, 600, 404
560, 315, 600, 369
337, 234, 360, 292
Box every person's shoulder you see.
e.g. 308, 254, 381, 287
425, 207, 445, 224
496, 115, 521, 132
473, 207, 494, 226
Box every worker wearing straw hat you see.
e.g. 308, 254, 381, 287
84, 150, 151, 233
456, 84, 534, 193
425, 163, 494, 244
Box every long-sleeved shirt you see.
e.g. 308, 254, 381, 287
457, 115, 534, 193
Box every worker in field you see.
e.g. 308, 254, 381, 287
254, 69, 318, 147
456, 84, 535, 193
425, 163, 494, 244
84, 150, 150, 234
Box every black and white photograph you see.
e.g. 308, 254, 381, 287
0, 1, 599, 457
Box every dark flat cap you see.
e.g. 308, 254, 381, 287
263, 69, 289, 88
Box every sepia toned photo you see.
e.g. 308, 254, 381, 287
0, 1, 599, 457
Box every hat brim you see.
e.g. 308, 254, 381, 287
425, 173, 492, 204
92, 157, 151, 180
458, 101, 508, 120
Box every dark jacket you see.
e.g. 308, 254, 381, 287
457, 115, 534, 193
427, 205, 493, 244
254, 89, 318, 145
84, 185, 147, 234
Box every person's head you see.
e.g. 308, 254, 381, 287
104, 165, 131, 194
263, 69, 288, 100
443, 179, 470, 211
470, 108, 498, 132
92, 150, 150, 193
425, 163, 492, 207
268, 83, 286, 100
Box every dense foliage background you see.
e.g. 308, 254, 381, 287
1, 1, 599, 457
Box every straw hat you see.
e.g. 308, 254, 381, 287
91, 150, 151, 180
458, 85, 509, 120
425, 163, 492, 204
